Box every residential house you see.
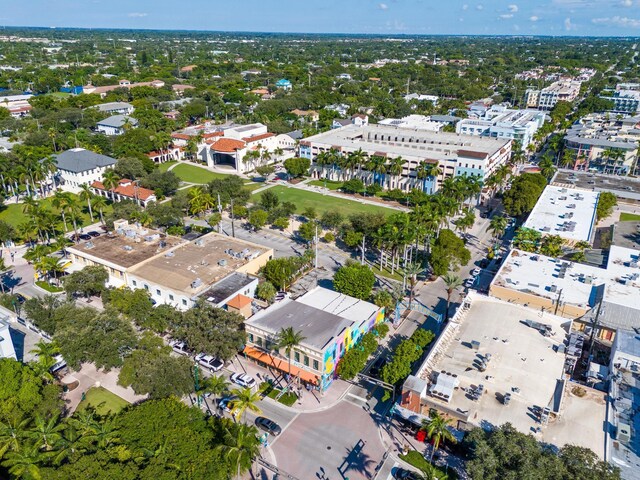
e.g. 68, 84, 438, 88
91, 178, 157, 207
275, 79, 292, 91
93, 102, 134, 115
51, 148, 117, 192
96, 115, 138, 136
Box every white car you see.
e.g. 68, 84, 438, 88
170, 340, 190, 356
471, 267, 481, 277
195, 353, 224, 372
230, 373, 256, 388
464, 278, 475, 288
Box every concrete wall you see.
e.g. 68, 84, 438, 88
489, 284, 588, 319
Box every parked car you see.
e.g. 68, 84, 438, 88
87, 231, 100, 238
255, 417, 282, 436
169, 340, 190, 356
230, 372, 256, 388
195, 353, 224, 372
471, 267, 481, 277
464, 278, 475, 288
393, 468, 421, 480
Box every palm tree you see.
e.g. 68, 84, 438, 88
421, 411, 456, 461
30, 341, 61, 380
91, 195, 108, 226
387, 156, 405, 190
538, 156, 556, 180
83, 419, 119, 449
442, 273, 462, 321
78, 184, 94, 222
216, 423, 261, 479
201, 374, 230, 409
50, 425, 87, 466
2, 443, 44, 480
35, 256, 65, 285
51, 191, 71, 232
367, 155, 387, 187
276, 326, 307, 380
0, 418, 30, 457
101, 169, 120, 201
229, 387, 262, 422
53, 234, 73, 258
27, 415, 64, 451
402, 262, 423, 305
487, 215, 508, 240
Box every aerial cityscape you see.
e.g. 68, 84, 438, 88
0, 3, 640, 480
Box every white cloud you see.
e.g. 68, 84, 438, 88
508, 4, 519, 12
462, 4, 469, 10
564, 17, 574, 30
592, 15, 640, 28
500, 13, 514, 19
476, 4, 484, 10
378, 3, 388, 10
530, 15, 540, 21
128, 12, 148, 17
620, 0, 633, 6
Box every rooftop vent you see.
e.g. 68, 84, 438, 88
85, 241, 94, 249
191, 278, 202, 289
123, 245, 133, 251
165, 251, 174, 258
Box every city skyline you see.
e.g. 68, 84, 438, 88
2, 0, 640, 36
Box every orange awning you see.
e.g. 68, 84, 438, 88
243, 346, 319, 385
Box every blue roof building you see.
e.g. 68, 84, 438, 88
275, 79, 292, 90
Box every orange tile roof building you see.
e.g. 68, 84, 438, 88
91, 179, 157, 207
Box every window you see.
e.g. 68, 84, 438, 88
169, 294, 174, 301
304, 355, 309, 367
156, 289, 161, 296
132, 280, 137, 287
313, 360, 319, 370
294, 352, 300, 362
248, 333, 254, 342
143, 284, 149, 291
182, 299, 187, 306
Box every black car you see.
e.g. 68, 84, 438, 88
393, 468, 421, 480
255, 417, 282, 436
87, 231, 100, 238
14, 293, 27, 305
79, 234, 92, 241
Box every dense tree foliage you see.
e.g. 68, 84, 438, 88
502, 173, 547, 218
333, 261, 375, 300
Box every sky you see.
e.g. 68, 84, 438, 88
2, 0, 640, 36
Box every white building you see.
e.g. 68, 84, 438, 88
51, 148, 117, 192
0, 93, 33, 118
92, 102, 134, 115
404, 93, 439, 105
537, 80, 582, 110
379, 114, 444, 132
96, 115, 138, 136
457, 105, 546, 149
0, 310, 17, 361
300, 123, 511, 193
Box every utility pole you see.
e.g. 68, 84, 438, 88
553, 288, 563, 316
217, 193, 222, 213
361, 235, 366, 265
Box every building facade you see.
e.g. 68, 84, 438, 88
51, 148, 117, 192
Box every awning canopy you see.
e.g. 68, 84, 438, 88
243, 346, 319, 385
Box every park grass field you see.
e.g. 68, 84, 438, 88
307, 179, 344, 191
620, 212, 640, 222
170, 163, 232, 184
0, 194, 112, 230
76, 387, 129, 415
157, 161, 177, 172
257, 185, 395, 217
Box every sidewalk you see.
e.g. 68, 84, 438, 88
227, 354, 352, 413
61, 363, 147, 413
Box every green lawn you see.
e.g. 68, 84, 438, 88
308, 179, 344, 191
620, 213, 640, 222
0, 194, 113, 231
35, 281, 64, 293
258, 186, 395, 217
171, 163, 232, 184
76, 387, 129, 415
244, 182, 266, 192
157, 161, 177, 172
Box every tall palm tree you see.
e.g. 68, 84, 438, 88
487, 215, 508, 240
387, 156, 405, 190
442, 273, 462, 321
53, 234, 73, 258
91, 195, 108, 226
35, 256, 65, 285
83, 419, 119, 449
421, 411, 456, 461
27, 415, 64, 451
216, 423, 261, 479
51, 191, 71, 232
78, 184, 94, 222
201, 374, 230, 409
0, 418, 31, 457
2, 443, 44, 480
276, 326, 307, 379
30, 341, 61, 381
402, 262, 423, 305
229, 387, 262, 422
367, 155, 387, 187
102, 169, 120, 201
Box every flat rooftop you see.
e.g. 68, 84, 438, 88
553, 170, 640, 203
303, 123, 510, 161
68, 228, 185, 269
128, 232, 270, 296
613, 221, 640, 250
295, 286, 380, 324
492, 246, 640, 312
523, 185, 599, 243
246, 298, 352, 351
418, 294, 605, 455
197, 272, 256, 304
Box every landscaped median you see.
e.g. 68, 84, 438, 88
259, 381, 298, 407
399, 450, 454, 479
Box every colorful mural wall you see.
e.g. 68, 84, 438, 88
320, 307, 386, 391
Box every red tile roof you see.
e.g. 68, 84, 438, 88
210, 138, 246, 153
203, 131, 224, 139
92, 180, 155, 201
242, 132, 275, 143
227, 294, 252, 309
457, 150, 488, 159
171, 133, 190, 140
